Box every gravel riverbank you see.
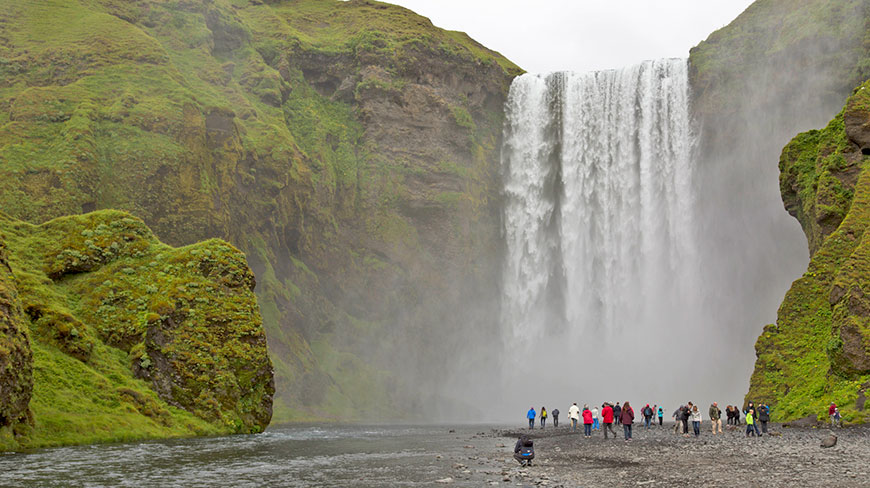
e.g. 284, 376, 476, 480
438, 423, 870, 487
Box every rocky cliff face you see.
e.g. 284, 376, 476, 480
0, 210, 273, 450
0, 237, 32, 449
687, 0, 870, 416
0, 0, 520, 419
748, 83, 870, 422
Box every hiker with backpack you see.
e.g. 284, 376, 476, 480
540, 407, 548, 429
514, 435, 535, 466
758, 404, 770, 435
527, 407, 536, 430
552, 408, 560, 428
642, 404, 653, 429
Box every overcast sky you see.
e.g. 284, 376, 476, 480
384, 0, 756, 73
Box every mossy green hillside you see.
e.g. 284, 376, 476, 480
0, 238, 33, 451
0, 0, 520, 420
689, 0, 869, 117
0, 210, 273, 450
748, 82, 870, 423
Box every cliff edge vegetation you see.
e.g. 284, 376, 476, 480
0, 210, 273, 451
748, 81, 870, 423
0, 0, 520, 421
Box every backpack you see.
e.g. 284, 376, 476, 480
520, 439, 534, 457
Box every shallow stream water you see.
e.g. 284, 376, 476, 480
0, 424, 501, 487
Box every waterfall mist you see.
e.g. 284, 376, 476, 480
498, 59, 715, 415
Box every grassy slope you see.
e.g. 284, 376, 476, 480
748, 82, 870, 423
689, 0, 869, 116
0, 0, 520, 422
0, 210, 272, 450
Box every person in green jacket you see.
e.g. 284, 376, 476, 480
745, 409, 756, 437
709, 402, 722, 435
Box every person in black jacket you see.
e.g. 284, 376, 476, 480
680, 403, 691, 436
758, 404, 770, 435
552, 408, 560, 428
514, 435, 535, 466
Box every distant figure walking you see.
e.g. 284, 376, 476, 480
540, 407, 547, 429
833, 407, 842, 428
601, 402, 616, 439
691, 405, 702, 437
582, 405, 593, 437
672, 407, 682, 434
552, 408, 560, 428
527, 407, 536, 430
591, 406, 600, 431
657, 406, 663, 426
828, 402, 839, 428
758, 403, 770, 435
613, 402, 622, 427
709, 402, 722, 435
642, 404, 653, 429
621, 401, 635, 441
569, 403, 581, 432
745, 408, 756, 437
514, 435, 535, 466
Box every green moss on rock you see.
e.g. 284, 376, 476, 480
0, 236, 33, 450
0, 210, 273, 450
0, 0, 519, 421
748, 81, 870, 423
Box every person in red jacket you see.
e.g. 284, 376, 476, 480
582, 405, 594, 437
620, 401, 635, 441
829, 402, 838, 427
601, 402, 616, 439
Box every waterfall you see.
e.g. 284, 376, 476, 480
501, 59, 697, 356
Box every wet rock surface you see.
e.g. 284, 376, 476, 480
441, 423, 870, 487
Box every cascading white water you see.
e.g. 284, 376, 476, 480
501, 59, 700, 397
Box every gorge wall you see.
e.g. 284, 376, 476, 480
0, 0, 520, 420
3, 0, 870, 430
747, 81, 870, 423
687, 0, 870, 414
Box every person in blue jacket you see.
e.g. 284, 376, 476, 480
527, 407, 536, 429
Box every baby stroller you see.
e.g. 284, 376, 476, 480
513, 436, 535, 466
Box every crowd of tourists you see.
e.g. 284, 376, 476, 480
523, 400, 778, 441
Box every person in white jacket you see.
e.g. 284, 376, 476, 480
591, 406, 600, 431
568, 403, 581, 432
691, 405, 702, 437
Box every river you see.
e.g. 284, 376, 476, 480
0, 424, 504, 487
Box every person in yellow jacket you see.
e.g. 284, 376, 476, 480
745, 409, 756, 437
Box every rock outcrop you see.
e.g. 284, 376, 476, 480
0, 210, 273, 450
0, 237, 33, 447
687, 0, 870, 422
747, 82, 870, 423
